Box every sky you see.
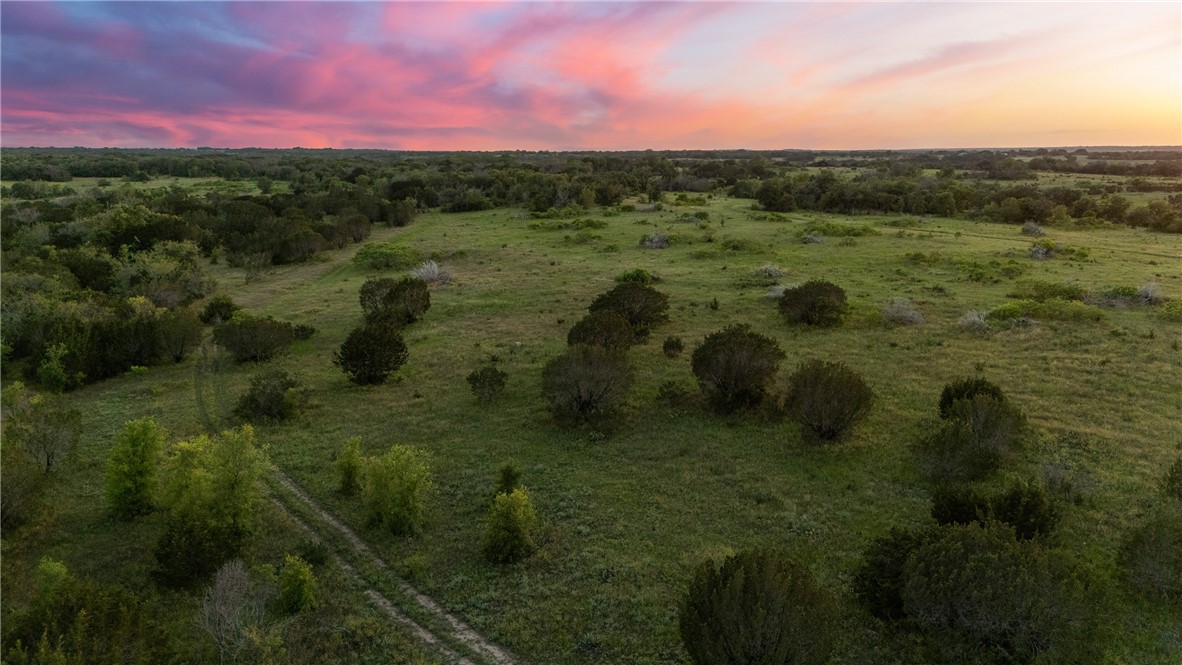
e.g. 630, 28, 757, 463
2, 1, 1179, 150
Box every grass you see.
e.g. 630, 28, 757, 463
5, 195, 1182, 663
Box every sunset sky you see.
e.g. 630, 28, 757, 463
2, 1, 1179, 150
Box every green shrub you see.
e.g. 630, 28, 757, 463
1119, 507, 1182, 602
799, 221, 879, 238
691, 324, 785, 414
680, 550, 837, 665
588, 282, 669, 338
212, 313, 297, 363
199, 295, 241, 325
277, 554, 316, 614
1007, 279, 1085, 302
496, 461, 522, 495
931, 481, 1059, 540
159, 307, 205, 362
541, 345, 632, 430
362, 445, 432, 535
154, 511, 246, 588
987, 298, 1104, 322
105, 417, 164, 519
353, 242, 421, 271
467, 365, 508, 402
336, 436, 363, 495
778, 280, 848, 327
482, 488, 538, 564
567, 310, 635, 350
2, 383, 81, 473
783, 359, 873, 441
918, 396, 1026, 481
1163, 457, 1182, 501
359, 276, 431, 326
233, 369, 307, 422
663, 335, 684, 358
333, 323, 408, 385
938, 377, 1006, 419
1156, 300, 1182, 323
852, 527, 932, 621
615, 268, 656, 284
36, 342, 70, 393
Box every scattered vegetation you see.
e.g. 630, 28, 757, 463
212, 312, 300, 363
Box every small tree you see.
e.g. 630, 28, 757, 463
917, 396, 1026, 481
359, 276, 431, 327
588, 282, 669, 338
691, 324, 785, 414
566, 310, 635, 350
482, 488, 538, 564
105, 417, 165, 519
663, 336, 684, 358
541, 345, 632, 430
778, 281, 848, 327
938, 377, 1006, 419
783, 359, 873, 441
336, 436, 363, 495
200, 295, 241, 325
199, 559, 264, 665
334, 324, 408, 385
2, 382, 81, 473
853, 527, 933, 621
277, 554, 316, 614
362, 445, 432, 535
496, 461, 522, 495
158, 307, 204, 363
680, 550, 837, 665
212, 313, 297, 363
467, 365, 508, 402
233, 370, 307, 422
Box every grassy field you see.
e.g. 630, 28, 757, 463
5, 195, 1181, 663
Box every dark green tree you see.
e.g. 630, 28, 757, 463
691, 324, 785, 414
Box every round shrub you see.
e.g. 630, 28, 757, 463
567, 310, 635, 351
680, 550, 837, 665
783, 359, 873, 441
691, 324, 785, 414
931, 480, 1059, 541
199, 295, 240, 325
938, 377, 1006, 419
360, 276, 431, 327
1119, 507, 1182, 602
467, 365, 507, 402
362, 445, 432, 535
852, 527, 932, 622
333, 324, 409, 386
615, 268, 656, 284
662, 335, 684, 358
917, 396, 1026, 481
588, 282, 669, 338
277, 554, 316, 614
353, 242, 421, 271
541, 345, 632, 430
233, 369, 307, 422
212, 313, 297, 363
778, 281, 848, 327
482, 488, 538, 564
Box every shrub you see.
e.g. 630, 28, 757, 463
159, 307, 205, 362
1157, 300, 1182, 323
388, 197, 418, 227
1021, 221, 1045, 237
783, 359, 873, 441
467, 365, 508, 402
496, 461, 522, 495
1163, 457, 1182, 501
212, 313, 297, 363
778, 280, 848, 327
988, 298, 1104, 322
482, 488, 538, 564
200, 295, 241, 325
852, 527, 932, 621
1008, 279, 1085, 302
881, 298, 924, 325
663, 335, 684, 358
588, 282, 669, 338
2, 383, 81, 473
615, 268, 656, 284
680, 550, 837, 665
233, 369, 307, 422
567, 310, 635, 350
918, 396, 1026, 481
410, 259, 451, 285
691, 324, 785, 414
1119, 508, 1182, 601
931, 480, 1059, 540
360, 276, 431, 326
541, 345, 632, 430
353, 242, 421, 271
336, 436, 363, 495
362, 445, 432, 535
277, 554, 316, 614
105, 417, 164, 519
640, 233, 670, 249
154, 511, 247, 588
939, 377, 1007, 419
957, 310, 990, 334
1138, 281, 1165, 306
333, 324, 409, 385
0, 439, 43, 529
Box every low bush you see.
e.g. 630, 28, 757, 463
691, 324, 785, 414
567, 310, 635, 350
410, 260, 451, 285
212, 313, 297, 363
778, 281, 848, 327
1162, 457, 1182, 501
359, 276, 431, 326
957, 310, 991, 334
1137, 281, 1165, 306
233, 369, 307, 422
881, 298, 923, 325
931, 480, 1059, 540
105, 417, 164, 519
482, 488, 538, 564
199, 295, 241, 325
336, 436, 363, 496
277, 554, 316, 614
938, 377, 1006, 419
987, 298, 1104, 322
1021, 221, 1045, 236
680, 550, 837, 665
467, 365, 508, 402
1119, 507, 1182, 602
640, 233, 670, 249
663, 335, 684, 358
1007, 279, 1085, 302
362, 445, 432, 535
353, 242, 421, 271
615, 268, 657, 284
852, 527, 932, 621
782, 359, 873, 441
334, 324, 408, 385
541, 345, 632, 430
588, 282, 669, 338
918, 396, 1026, 481
1156, 300, 1182, 323
496, 461, 523, 495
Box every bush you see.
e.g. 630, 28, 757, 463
0, 439, 43, 529
333, 324, 409, 385
212, 313, 297, 363
1007, 279, 1085, 302
467, 365, 508, 402
200, 295, 241, 325
154, 511, 246, 588
853, 527, 932, 621
496, 461, 522, 495
588, 282, 669, 338
615, 268, 656, 284
105, 417, 164, 519
567, 310, 635, 350
159, 307, 205, 362
1163, 457, 1182, 501
931, 481, 1059, 540
336, 436, 363, 495
938, 377, 1006, 419
783, 359, 873, 441
2, 383, 81, 473
691, 324, 785, 414
359, 276, 431, 326
881, 298, 923, 325
1157, 300, 1182, 323
988, 298, 1104, 322
362, 445, 432, 535
277, 555, 316, 614
663, 335, 684, 358
778, 280, 848, 327
482, 488, 538, 564
1119, 508, 1182, 602
918, 396, 1026, 481
233, 369, 307, 422
353, 242, 421, 270
957, 310, 990, 334
640, 233, 670, 249
1137, 281, 1165, 306
409, 260, 451, 285
541, 345, 632, 430
1021, 221, 1045, 237
679, 550, 837, 665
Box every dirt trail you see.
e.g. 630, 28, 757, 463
270, 470, 518, 665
